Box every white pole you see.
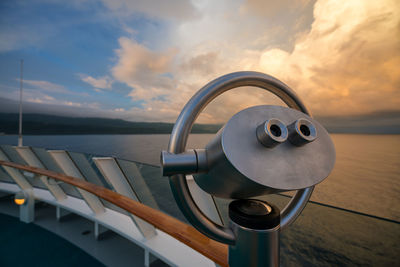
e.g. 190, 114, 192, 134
18, 59, 23, 147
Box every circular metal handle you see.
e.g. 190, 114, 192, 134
168, 71, 313, 245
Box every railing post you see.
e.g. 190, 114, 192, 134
56, 206, 70, 221
144, 249, 157, 267
15, 146, 67, 201
16, 189, 35, 223
93, 157, 157, 239
49, 150, 106, 215
94, 221, 109, 240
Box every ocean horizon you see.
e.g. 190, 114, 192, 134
0, 133, 399, 222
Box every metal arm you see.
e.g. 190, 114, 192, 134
167, 71, 314, 244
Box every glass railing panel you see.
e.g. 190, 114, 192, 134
212, 197, 230, 225
280, 198, 400, 266
68, 151, 111, 189
0, 145, 26, 165
0, 167, 13, 183
31, 147, 81, 198
30, 147, 63, 173
132, 162, 188, 223
67, 151, 130, 214
0, 145, 47, 189
116, 159, 160, 211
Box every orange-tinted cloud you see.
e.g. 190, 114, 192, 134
111, 0, 400, 123
258, 0, 400, 116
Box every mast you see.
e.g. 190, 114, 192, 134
18, 59, 23, 147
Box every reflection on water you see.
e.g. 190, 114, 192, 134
0, 134, 399, 221
313, 134, 400, 222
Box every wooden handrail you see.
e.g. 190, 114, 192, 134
0, 160, 228, 266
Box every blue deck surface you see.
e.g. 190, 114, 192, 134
0, 212, 104, 267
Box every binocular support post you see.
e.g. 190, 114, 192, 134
228, 199, 280, 267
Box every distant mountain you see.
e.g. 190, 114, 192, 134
315, 110, 400, 134
0, 95, 399, 134
0, 97, 114, 119
0, 113, 222, 135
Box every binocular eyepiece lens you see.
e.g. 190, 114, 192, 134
256, 118, 288, 148
269, 124, 282, 137
257, 118, 317, 148
288, 118, 317, 146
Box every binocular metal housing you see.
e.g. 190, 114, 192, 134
161, 104, 335, 199
161, 71, 336, 259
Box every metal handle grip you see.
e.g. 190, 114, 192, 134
167, 71, 313, 245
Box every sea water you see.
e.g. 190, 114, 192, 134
1, 133, 399, 265
0, 134, 399, 221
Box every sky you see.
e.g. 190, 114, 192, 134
0, 0, 399, 123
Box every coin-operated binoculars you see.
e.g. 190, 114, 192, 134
161, 71, 335, 267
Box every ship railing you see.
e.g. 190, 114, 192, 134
0, 144, 399, 266
0, 144, 227, 267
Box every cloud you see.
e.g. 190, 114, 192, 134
20, 79, 88, 97
26, 94, 55, 103
79, 74, 113, 90
112, 37, 178, 100
0, 30, 41, 52
178, 52, 219, 76
100, 0, 199, 21
0, 96, 112, 119
257, 0, 400, 116
11, 89, 85, 108
0, 80, 93, 112
8, 0, 395, 123
109, 0, 296, 123
109, 0, 400, 123
25, 97, 83, 107
240, 0, 312, 18
23, 80, 67, 93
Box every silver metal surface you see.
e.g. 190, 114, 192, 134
256, 118, 288, 148
193, 105, 335, 198
161, 150, 198, 176
288, 118, 317, 146
166, 71, 318, 244
194, 149, 208, 173
229, 221, 280, 267
161, 149, 208, 176
18, 59, 23, 147
280, 186, 313, 230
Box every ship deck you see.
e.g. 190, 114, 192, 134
0, 192, 167, 267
